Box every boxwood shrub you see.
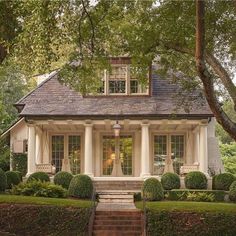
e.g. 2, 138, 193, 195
54, 171, 73, 189
0, 168, 7, 192
142, 178, 164, 201
14, 171, 23, 182
229, 180, 236, 202
185, 171, 207, 189
11, 180, 67, 198
5, 171, 21, 189
161, 172, 180, 190
68, 174, 93, 199
213, 173, 235, 191
27, 172, 50, 183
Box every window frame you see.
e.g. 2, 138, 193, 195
152, 132, 186, 176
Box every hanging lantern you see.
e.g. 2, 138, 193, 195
113, 120, 121, 137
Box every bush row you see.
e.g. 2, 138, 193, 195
0, 204, 90, 235
147, 211, 236, 236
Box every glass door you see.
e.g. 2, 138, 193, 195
102, 135, 133, 176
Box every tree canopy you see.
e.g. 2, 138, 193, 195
0, 0, 235, 139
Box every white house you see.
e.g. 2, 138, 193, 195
2, 57, 223, 189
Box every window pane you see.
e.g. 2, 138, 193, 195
109, 80, 126, 93
130, 80, 138, 93
110, 66, 127, 79
52, 136, 64, 173
102, 136, 115, 175
153, 135, 167, 175
171, 135, 184, 175
69, 136, 81, 175
120, 136, 132, 175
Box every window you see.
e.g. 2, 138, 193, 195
52, 136, 64, 173
51, 135, 81, 174
68, 136, 81, 175
99, 65, 149, 95
153, 134, 185, 175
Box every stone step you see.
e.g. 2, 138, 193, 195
96, 210, 141, 216
99, 194, 133, 198
99, 198, 134, 203
95, 215, 141, 221
94, 181, 143, 191
93, 225, 142, 231
94, 219, 141, 226
92, 230, 141, 236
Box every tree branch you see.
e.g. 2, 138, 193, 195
195, 0, 236, 140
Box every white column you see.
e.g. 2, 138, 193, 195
140, 123, 151, 177
186, 131, 194, 164
27, 125, 36, 176
199, 125, 208, 174
194, 131, 200, 164
42, 131, 50, 164
35, 129, 42, 164
84, 123, 93, 177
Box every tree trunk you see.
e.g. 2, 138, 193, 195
0, 44, 7, 64
195, 0, 236, 140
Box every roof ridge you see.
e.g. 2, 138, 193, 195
15, 70, 59, 105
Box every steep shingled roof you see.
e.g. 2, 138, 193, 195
15, 71, 212, 118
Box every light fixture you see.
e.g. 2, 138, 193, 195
113, 120, 121, 137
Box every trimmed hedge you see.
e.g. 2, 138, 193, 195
14, 171, 23, 182
27, 172, 50, 183
229, 181, 236, 202
54, 171, 73, 189
213, 173, 236, 191
142, 178, 164, 201
5, 171, 21, 189
68, 175, 93, 199
0, 204, 90, 235
165, 189, 226, 202
0, 168, 7, 192
11, 180, 67, 198
147, 211, 236, 236
161, 172, 180, 190
185, 171, 207, 189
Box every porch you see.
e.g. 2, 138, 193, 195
26, 118, 210, 179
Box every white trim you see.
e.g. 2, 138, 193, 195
0, 118, 25, 138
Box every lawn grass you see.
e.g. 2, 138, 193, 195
0, 194, 92, 208
136, 201, 236, 213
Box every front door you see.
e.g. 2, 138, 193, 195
102, 135, 133, 176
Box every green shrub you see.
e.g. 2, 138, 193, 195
161, 172, 180, 190
5, 171, 21, 189
186, 192, 215, 202
11, 153, 27, 176
142, 178, 164, 201
11, 180, 67, 198
54, 171, 73, 189
229, 180, 236, 202
185, 171, 207, 189
165, 189, 226, 202
68, 175, 93, 199
0, 168, 7, 192
213, 173, 236, 191
27, 172, 50, 183
134, 192, 142, 201
14, 171, 23, 181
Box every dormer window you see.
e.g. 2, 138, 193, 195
99, 63, 149, 95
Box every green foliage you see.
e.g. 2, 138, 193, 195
27, 172, 50, 183
0, 168, 7, 192
146, 211, 236, 236
161, 172, 180, 190
213, 173, 236, 191
54, 171, 73, 190
220, 142, 236, 175
185, 192, 215, 202
68, 174, 93, 199
0, 138, 10, 172
184, 171, 207, 189
0, 204, 90, 235
229, 181, 236, 202
13, 171, 23, 182
165, 189, 226, 202
11, 180, 67, 198
5, 171, 21, 189
11, 153, 27, 176
142, 178, 164, 201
